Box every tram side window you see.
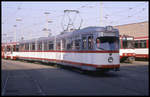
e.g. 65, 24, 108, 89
88, 36, 93, 49
16, 45, 19, 52
75, 39, 80, 50
49, 41, 54, 50
44, 41, 48, 51
96, 38, 100, 48
24, 44, 26, 50
24, 44, 27, 51
10, 46, 13, 52
119, 40, 121, 49
25, 43, 29, 51
139, 40, 146, 48
56, 42, 60, 50
71, 41, 75, 50
62, 39, 66, 50
13, 45, 16, 51
4, 47, 6, 52
37, 42, 42, 51
82, 37, 87, 49
7, 46, 11, 52
134, 40, 139, 48
19, 44, 24, 51
67, 42, 71, 50
32, 43, 35, 50
13, 45, 19, 52
122, 40, 128, 48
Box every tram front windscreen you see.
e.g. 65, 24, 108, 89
96, 37, 119, 51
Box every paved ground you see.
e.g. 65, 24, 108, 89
1, 59, 149, 96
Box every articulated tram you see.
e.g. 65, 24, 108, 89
2, 26, 120, 72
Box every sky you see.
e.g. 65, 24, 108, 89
2, 1, 149, 43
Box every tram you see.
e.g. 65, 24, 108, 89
2, 42, 19, 59
2, 26, 120, 72
119, 35, 135, 63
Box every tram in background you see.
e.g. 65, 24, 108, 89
2, 42, 19, 59
119, 35, 135, 63
134, 36, 149, 60
2, 26, 120, 72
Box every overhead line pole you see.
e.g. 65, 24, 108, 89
100, 2, 103, 27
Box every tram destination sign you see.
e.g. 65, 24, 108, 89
122, 37, 133, 40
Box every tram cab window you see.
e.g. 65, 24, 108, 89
49, 41, 54, 50
88, 36, 93, 49
96, 37, 119, 50
122, 40, 134, 49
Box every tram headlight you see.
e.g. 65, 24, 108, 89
108, 57, 113, 63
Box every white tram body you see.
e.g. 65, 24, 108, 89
119, 35, 135, 63
134, 36, 149, 60
2, 26, 120, 71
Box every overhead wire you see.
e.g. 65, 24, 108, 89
102, 3, 148, 25
2, 2, 148, 41
114, 6, 148, 24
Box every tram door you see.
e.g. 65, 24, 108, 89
82, 34, 95, 66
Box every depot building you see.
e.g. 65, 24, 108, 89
114, 21, 149, 51
114, 21, 148, 38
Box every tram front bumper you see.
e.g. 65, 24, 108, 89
96, 64, 120, 71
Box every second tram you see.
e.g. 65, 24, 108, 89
134, 36, 149, 60
119, 35, 135, 63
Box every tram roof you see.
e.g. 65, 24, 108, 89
19, 36, 55, 44
56, 26, 119, 39
19, 26, 119, 44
